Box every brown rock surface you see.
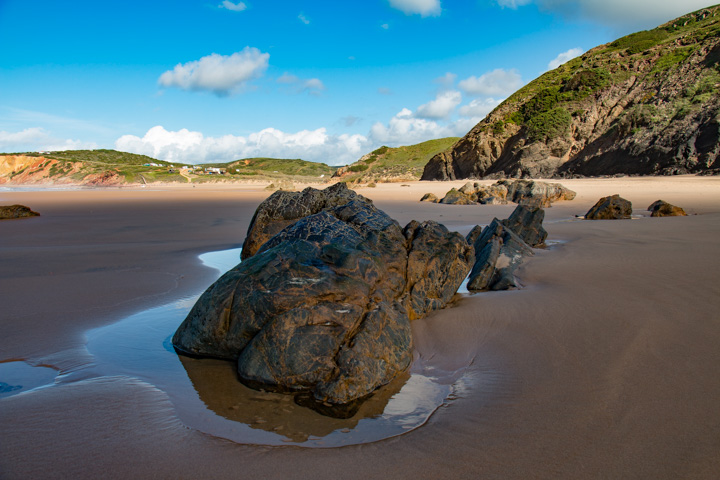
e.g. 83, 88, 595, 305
0, 204, 40, 220
585, 194, 633, 220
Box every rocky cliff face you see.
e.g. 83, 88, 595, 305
422, 6, 720, 180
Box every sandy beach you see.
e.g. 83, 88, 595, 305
1, 177, 719, 479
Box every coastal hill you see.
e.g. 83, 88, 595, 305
422, 5, 720, 180
332, 137, 459, 183
0, 138, 458, 186
0, 150, 337, 186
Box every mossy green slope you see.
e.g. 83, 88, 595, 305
423, 5, 720, 180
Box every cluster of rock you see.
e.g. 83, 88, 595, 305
422, 180, 576, 207
174, 184, 474, 417
0, 204, 40, 220
584, 196, 688, 219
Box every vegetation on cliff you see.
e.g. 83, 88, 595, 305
422, 5, 720, 180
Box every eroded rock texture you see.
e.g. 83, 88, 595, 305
174, 184, 474, 416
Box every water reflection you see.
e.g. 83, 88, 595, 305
0, 361, 57, 398
78, 247, 459, 447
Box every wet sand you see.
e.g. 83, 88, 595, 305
1, 177, 719, 478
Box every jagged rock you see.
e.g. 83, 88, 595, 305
0, 204, 40, 220
502, 205, 547, 247
420, 193, 439, 203
498, 180, 576, 207
174, 186, 474, 416
648, 200, 687, 217
585, 194, 633, 220
241, 183, 365, 260
439, 188, 476, 205
467, 218, 534, 291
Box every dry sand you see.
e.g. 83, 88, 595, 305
1, 177, 719, 479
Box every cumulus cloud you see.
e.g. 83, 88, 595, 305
497, 0, 716, 28
0, 127, 96, 152
458, 97, 503, 118
219, 1, 247, 12
158, 47, 269, 96
277, 73, 326, 95
415, 90, 462, 119
547, 47, 584, 70
116, 126, 369, 166
458, 69, 523, 96
388, 0, 441, 17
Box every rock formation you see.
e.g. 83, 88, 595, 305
0, 205, 40, 220
422, 7, 720, 180
174, 184, 473, 417
585, 194, 633, 220
501, 205, 547, 247
648, 200, 688, 216
435, 180, 575, 207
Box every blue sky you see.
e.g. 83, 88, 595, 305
0, 0, 716, 165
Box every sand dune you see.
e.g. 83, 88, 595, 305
1, 177, 719, 479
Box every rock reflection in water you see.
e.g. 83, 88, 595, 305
179, 355, 416, 443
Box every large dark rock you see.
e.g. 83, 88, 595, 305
585, 194, 633, 220
467, 218, 534, 292
174, 186, 474, 416
648, 200, 687, 217
0, 204, 40, 220
502, 204, 547, 247
240, 183, 364, 260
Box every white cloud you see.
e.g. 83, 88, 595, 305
115, 126, 369, 166
458, 97, 503, 118
0, 127, 96, 152
415, 90, 462, 119
298, 13, 310, 24
219, 1, 247, 12
496, 0, 532, 7
497, 0, 717, 28
381, 23, 390, 29
158, 47, 269, 96
277, 73, 326, 95
547, 47, 584, 70
388, 0, 441, 17
458, 69, 523, 96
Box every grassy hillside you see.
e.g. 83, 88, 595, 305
337, 137, 460, 183
423, 5, 720, 179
